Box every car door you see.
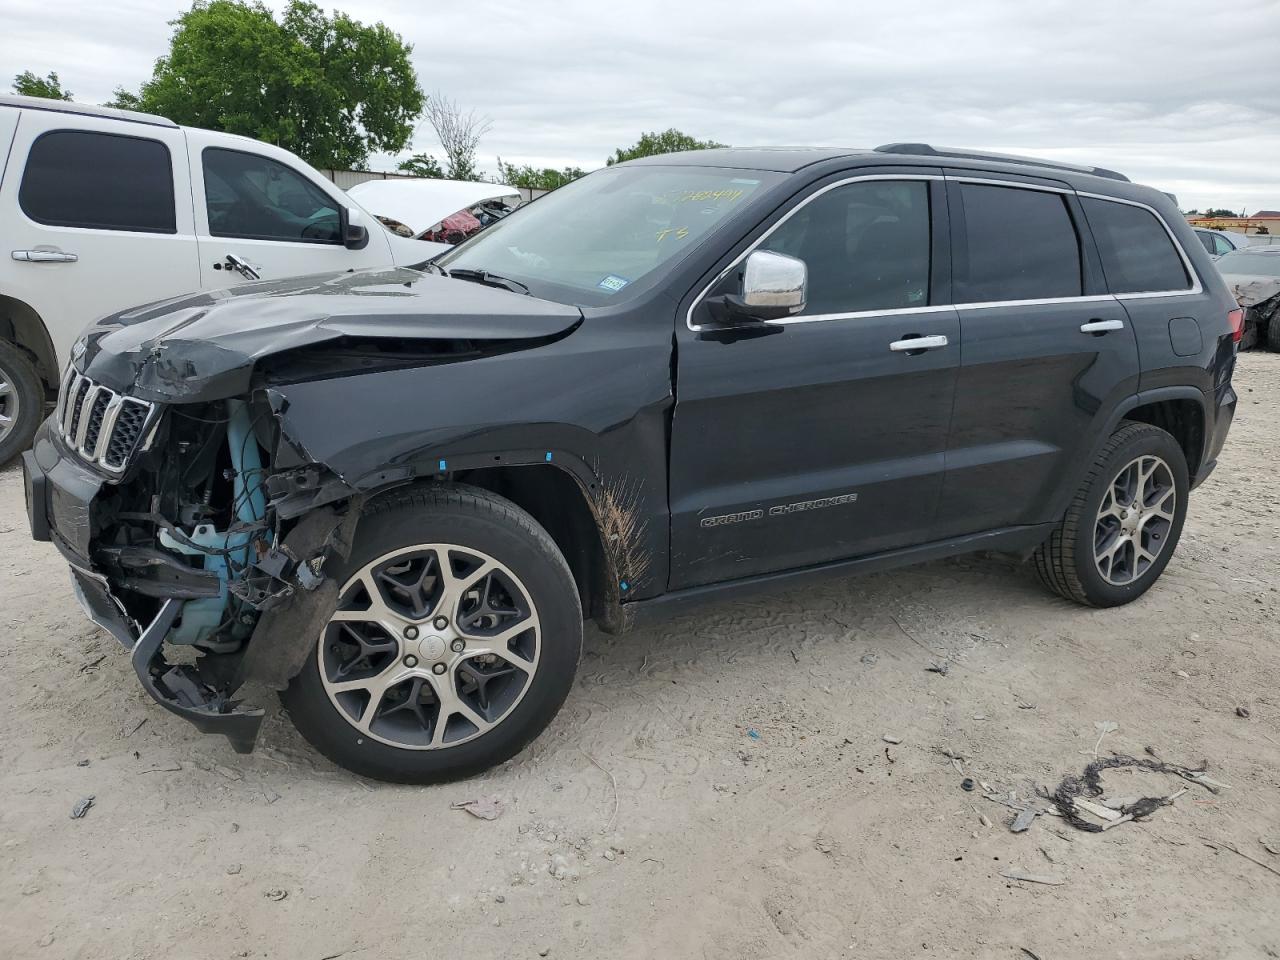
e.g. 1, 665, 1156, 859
0, 110, 200, 370
931, 174, 1139, 539
668, 171, 960, 590
185, 129, 390, 288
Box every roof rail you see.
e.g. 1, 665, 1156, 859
873, 143, 1129, 183
0, 95, 177, 129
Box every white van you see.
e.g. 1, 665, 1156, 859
0, 95, 445, 463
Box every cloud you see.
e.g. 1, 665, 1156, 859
6, 0, 1278, 210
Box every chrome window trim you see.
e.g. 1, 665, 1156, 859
1076, 191, 1202, 298
685, 174, 1205, 332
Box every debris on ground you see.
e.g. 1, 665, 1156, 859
1000, 867, 1065, 886
926, 661, 949, 675
1261, 838, 1280, 856
1091, 720, 1118, 758
1046, 753, 1217, 832
1236, 706, 1251, 718
882, 734, 902, 744
451, 795, 505, 821
1200, 837, 1280, 879
76, 759, 90, 767
264, 888, 288, 901
548, 853, 580, 881
70, 796, 95, 819
1011, 808, 1038, 833
961, 778, 976, 792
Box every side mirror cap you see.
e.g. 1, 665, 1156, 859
340, 206, 370, 250
704, 250, 807, 327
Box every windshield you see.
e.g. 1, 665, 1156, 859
436, 166, 782, 305
1219, 251, 1280, 276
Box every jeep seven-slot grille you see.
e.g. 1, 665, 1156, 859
56, 369, 155, 473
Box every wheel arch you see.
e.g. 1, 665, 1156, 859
0, 294, 59, 391
1116, 388, 1207, 483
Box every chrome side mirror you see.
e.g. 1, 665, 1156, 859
705, 250, 807, 328
741, 250, 807, 314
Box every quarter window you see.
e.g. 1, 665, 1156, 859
202, 148, 341, 243
954, 183, 1081, 303
1212, 233, 1234, 256
1082, 198, 1191, 293
1195, 231, 1216, 255
19, 130, 176, 233
757, 179, 931, 315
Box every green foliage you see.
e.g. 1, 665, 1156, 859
122, 0, 423, 169
12, 70, 72, 101
606, 129, 726, 166
1204, 208, 1239, 218
494, 159, 587, 191
104, 87, 143, 110
397, 153, 445, 178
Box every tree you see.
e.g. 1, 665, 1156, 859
105, 87, 143, 110
606, 129, 726, 165
397, 153, 445, 178
120, 0, 423, 170
494, 159, 587, 191
1204, 208, 1239, 218
12, 70, 72, 101
422, 92, 491, 181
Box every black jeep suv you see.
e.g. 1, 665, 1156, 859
23, 144, 1240, 782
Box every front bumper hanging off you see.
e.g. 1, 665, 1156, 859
25, 423, 266, 754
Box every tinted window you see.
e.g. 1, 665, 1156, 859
202, 148, 340, 243
955, 183, 1081, 302
1216, 251, 1280, 277
19, 130, 175, 233
1083, 198, 1190, 293
1212, 233, 1234, 256
757, 180, 931, 315
1196, 231, 1215, 255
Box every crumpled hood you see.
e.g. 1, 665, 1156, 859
79, 267, 582, 402
1221, 273, 1280, 308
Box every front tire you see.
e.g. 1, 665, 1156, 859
282, 484, 582, 783
1033, 422, 1189, 607
0, 343, 44, 466
1265, 312, 1280, 353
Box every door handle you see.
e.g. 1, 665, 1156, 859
890, 334, 949, 353
223, 254, 260, 280
1080, 318, 1124, 334
12, 249, 78, 263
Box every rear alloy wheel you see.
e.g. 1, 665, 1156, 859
283, 485, 581, 783
0, 343, 44, 466
1033, 422, 1189, 607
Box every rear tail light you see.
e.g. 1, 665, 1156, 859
1228, 306, 1246, 344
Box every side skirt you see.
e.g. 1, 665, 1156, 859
627, 523, 1056, 629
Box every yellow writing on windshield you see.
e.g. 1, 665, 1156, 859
655, 227, 692, 243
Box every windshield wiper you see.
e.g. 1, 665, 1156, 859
446, 268, 530, 296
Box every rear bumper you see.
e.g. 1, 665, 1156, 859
23, 417, 264, 753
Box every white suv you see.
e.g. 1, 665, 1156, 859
0, 95, 443, 463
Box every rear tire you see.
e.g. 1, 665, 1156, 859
0, 343, 44, 466
282, 484, 582, 783
1265, 313, 1280, 352
1033, 422, 1189, 607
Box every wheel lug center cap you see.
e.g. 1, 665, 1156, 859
419, 635, 447, 661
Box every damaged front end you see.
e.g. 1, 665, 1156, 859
29, 378, 358, 754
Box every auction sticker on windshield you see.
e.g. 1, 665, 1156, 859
598, 275, 631, 293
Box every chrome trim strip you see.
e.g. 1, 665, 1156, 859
944, 175, 1071, 194
685, 174, 1205, 332
73, 384, 100, 451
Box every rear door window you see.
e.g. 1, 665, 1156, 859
954, 183, 1081, 303
757, 179, 932, 315
19, 130, 176, 233
1211, 233, 1235, 256
202, 148, 340, 243
1082, 198, 1191, 294
1195, 231, 1215, 255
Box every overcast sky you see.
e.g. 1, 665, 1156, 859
6, 0, 1279, 211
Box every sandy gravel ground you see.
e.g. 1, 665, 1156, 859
1, 354, 1278, 960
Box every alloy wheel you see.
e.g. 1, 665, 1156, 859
1093, 455, 1176, 586
318, 543, 540, 749
0, 363, 19, 446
